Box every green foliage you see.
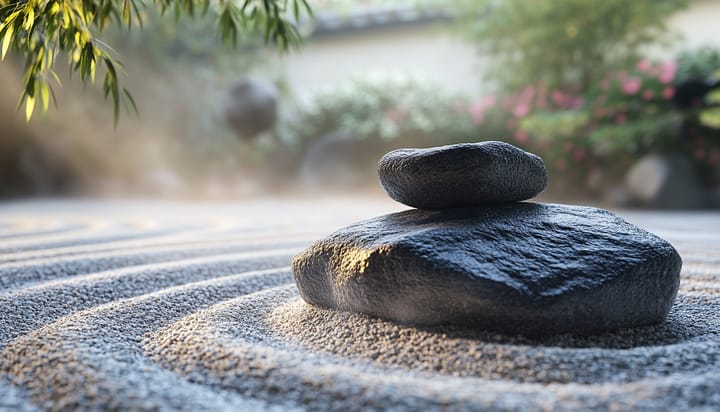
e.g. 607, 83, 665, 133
0, 0, 311, 124
113, 8, 260, 67
279, 72, 475, 149
458, 0, 687, 92
676, 46, 720, 83
676, 50, 720, 131
519, 111, 589, 141
587, 116, 678, 155
700, 88, 720, 129
467, 50, 720, 187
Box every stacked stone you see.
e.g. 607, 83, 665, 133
292, 141, 682, 336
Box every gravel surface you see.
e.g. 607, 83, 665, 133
0, 199, 719, 411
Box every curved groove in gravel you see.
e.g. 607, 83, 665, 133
0, 240, 311, 290
0, 221, 87, 241
0, 250, 298, 344
269, 293, 720, 383
0, 224, 198, 254
146, 286, 720, 411
1, 268, 295, 411
1, 201, 718, 411
0, 231, 321, 264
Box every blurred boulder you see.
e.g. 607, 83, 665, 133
625, 153, 708, 209
225, 78, 278, 141
300, 132, 380, 190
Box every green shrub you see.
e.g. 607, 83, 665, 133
465, 50, 720, 188
676, 46, 720, 83
458, 0, 687, 92
278, 72, 476, 150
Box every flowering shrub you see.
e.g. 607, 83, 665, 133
275, 52, 719, 192
278, 72, 476, 150
466, 50, 720, 189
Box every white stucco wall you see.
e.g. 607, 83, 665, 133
272, 1, 720, 98
272, 24, 487, 97
667, 0, 720, 49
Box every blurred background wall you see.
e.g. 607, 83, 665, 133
278, 0, 720, 97
1, 0, 719, 208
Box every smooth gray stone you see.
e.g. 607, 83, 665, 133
224, 77, 278, 141
292, 203, 682, 336
378, 141, 548, 208
625, 153, 708, 209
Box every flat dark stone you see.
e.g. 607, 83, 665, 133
378, 141, 548, 208
292, 203, 681, 336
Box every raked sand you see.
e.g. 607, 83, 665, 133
0, 199, 719, 411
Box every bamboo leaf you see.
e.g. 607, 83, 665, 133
25, 95, 36, 121
39, 82, 50, 111
301, 0, 313, 17
24, 8, 35, 31
2, 24, 14, 60
1, 0, 313, 124
123, 87, 138, 115
122, 0, 131, 28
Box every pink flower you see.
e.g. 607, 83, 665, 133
642, 89, 654, 100
555, 158, 567, 171
552, 90, 566, 106
615, 113, 628, 124
514, 130, 529, 143
563, 142, 574, 152
622, 77, 641, 95
658, 61, 677, 85
636, 59, 651, 72
569, 96, 585, 110
659, 71, 674, 85
662, 87, 675, 99
474, 95, 495, 108
469, 103, 485, 125
513, 103, 530, 118
468, 95, 497, 124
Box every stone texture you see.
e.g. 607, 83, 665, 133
292, 203, 682, 336
378, 141, 548, 208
